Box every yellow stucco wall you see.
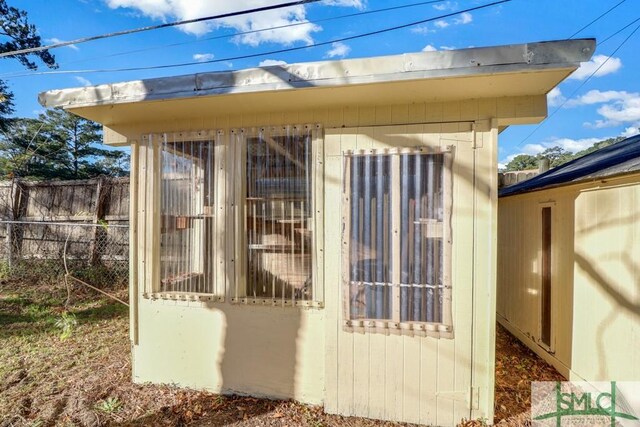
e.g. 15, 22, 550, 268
497, 174, 640, 381
123, 96, 543, 425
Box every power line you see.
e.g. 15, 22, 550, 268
598, 16, 640, 45
4, 0, 512, 79
569, 0, 627, 38
517, 22, 640, 148
0, 0, 322, 59
55, 0, 449, 69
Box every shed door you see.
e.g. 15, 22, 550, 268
323, 124, 476, 426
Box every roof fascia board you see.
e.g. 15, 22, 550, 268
39, 39, 595, 109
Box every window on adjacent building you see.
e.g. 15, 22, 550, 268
343, 148, 453, 336
232, 125, 323, 307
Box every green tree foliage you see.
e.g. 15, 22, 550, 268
504, 154, 539, 171
573, 136, 624, 158
503, 136, 631, 172
1, 0, 57, 129
0, 108, 129, 180
537, 146, 574, 168
0, 80, 14, 133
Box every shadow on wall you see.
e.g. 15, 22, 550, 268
217, 305, 304, 400
124, 66, 501, 425
572, 189, 640, 381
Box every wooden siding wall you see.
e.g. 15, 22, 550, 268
497, 174, 640, 382
123, 97, 526, 425
572, 179, 640, 381
323, 121, 497, 426
103, 95, 545, 145
497, 186, 575, 376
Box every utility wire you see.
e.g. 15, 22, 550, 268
598, 16, 640, 45
56, 0, 449, 68
518, 22, 640, 147
569, 0, 626, 38
0, 0, 322, 58
4, 0, 512, 78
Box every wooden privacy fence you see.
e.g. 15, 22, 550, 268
0, 178, 129, 285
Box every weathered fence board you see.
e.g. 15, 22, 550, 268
0, 178, 130, 285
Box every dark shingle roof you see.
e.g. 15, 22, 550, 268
499, 134, 640, 197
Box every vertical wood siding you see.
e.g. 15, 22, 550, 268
125, 98, 512, 425
497, 175, 640, 382
324, 117, 495, 425
572, 181, 640, 381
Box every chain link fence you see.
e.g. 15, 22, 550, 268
0, 220, 129, 287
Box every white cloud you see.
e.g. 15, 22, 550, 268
46, 38, 79, 51
424, 11, 471, 32
524, 136, 613, 155
325, 41, 351, 58
74, 76, 93, 86
543, 137, 604, 153
597, 97, 640, 125
522, 143, 545, 155
433, 1, 457, 11
567, 89, 633, 107
499, 152, 527, 167
259, 59, 287, 66
193, 53, 214, 62
547, 87, 565, 107
104, 0, 360, 45
421, 45, 455, 52
621, 126, 640, 137
569, 55, 622, 80
321, 0, 365, 8
454, 12, 472, 24
500, 136, 610, 166
565, 90, 640, 128
500, 127, 640, 166
411, 25, 431, 34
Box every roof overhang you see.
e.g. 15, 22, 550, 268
39, 39, 595, 127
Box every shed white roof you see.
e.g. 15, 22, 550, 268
39, 39, 595, 112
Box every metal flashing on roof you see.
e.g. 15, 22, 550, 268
38, 39, 595, 109
499, 134, 640, 197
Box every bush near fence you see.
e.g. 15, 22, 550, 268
0, 178, 129, 286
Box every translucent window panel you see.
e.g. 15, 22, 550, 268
399, 153, 444, 323
347, 154, 393, 320
245, 127, 313, 302
344, 149, 452, 331
159, 138, 216, 294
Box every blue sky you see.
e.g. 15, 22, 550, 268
2, 0, 639, 166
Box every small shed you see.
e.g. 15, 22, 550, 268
40, 39, 594, 426
497, 134, 640, 382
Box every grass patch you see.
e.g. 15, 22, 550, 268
1, 279, 563, 427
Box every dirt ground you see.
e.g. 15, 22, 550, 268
0, 280, 563, 427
